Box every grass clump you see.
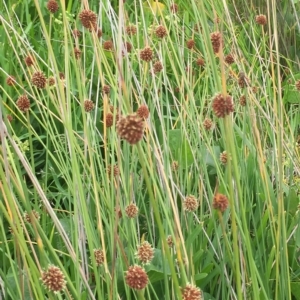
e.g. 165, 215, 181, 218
0, 0, 299, 300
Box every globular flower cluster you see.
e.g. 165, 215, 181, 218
224, 53, 234, 64
84, 99, 95, 112
140, 47, 153, 62
181, 283, 203, 300
219, 151, 228, 165
255, 14, 267, 25
213, 193, 229, 212
125, 203, 139, 218
116, 114, 145, 145
239, 95, 247, 106
203, 118, 213, 131
107, 164, 120, 177
25, 55, 34, 67
6, 76, 16, 86
16, 95, 30, 113
103, 40, 113, 51
24, 210, 40, 223
196, 57, 205, 67
155, 25, 167, 38
183, 195, 199, 212
186, 39, 195, 50
212, 94, 234, 118
153, 61, 163, 74
125, 265, 148, 290
46, 0, 59, 13
126, 25, 137, 36
136, 241, 154, 264
295, 80, 300, 91
137, 105, 150, 119
31, 71, 47, 89
210, 32, 222, 54
93, 249, 104, 266
79, 9, 97, 31
41, 265, 66, 292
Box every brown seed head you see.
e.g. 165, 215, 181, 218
25, 55, 34, 67
155, 25, 167, 38
137, 105, 150, 119
126, 25, 137, 36
295, 80, 300, 91
103, 85, 111, 94
136, 241, 154, 264
170, 3, 178, 13
7, 115, 13, 122
125, 265, 148, 290
6, 76, 16, 86
96, 27, 102, 38
166, 235, 174, 248
125, 203, 139, 218
93, 249, 104, 266
24, 210, 40, 223
41, 265, 66, 292
153, 61, 163, 74
72, 29, 81, 38
107, 164, 120, 177
203, 118, 213, 131
117, 114, 145, 144
124, 42, 133, 53
239, 95, 246, 106
103, 40, 113, 51
79, 9, 97, 31
46, 0, 59, 13
224, 53, 234, 65
181, 283, 203, 300
220, 151, 228, 165
48, 77, 55, 86
140, 47, 153, 62
59, 72, 65, 80
212, 94, 234, 118
84, 99, 94, 112
187, 39, 195, 50
183, 195, 199, 212
171, 161, 179, 171
210, 32, 222, 54
213, 193, 229, 212
105, 113, 114, 128
74, 47, 81, 60
31, 71, 47, 89
16, 95, 30, 113
196, 57, 205, 67
238, 72, 250, 88
255, 14, 267, 25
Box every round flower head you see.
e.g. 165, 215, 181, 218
255, 14, 267, 25
213, 193, 229, 212
183, 195, 199, 212
181, 283, 203, 300
140, 47, 153, 62
137, 105, 150, 119
155, 25, 167, 38
41, 265, 66, 293
116, 114, 145, 145
6, 76, 16, 86
31, 71, 47, 89
186, 39, 195, 50
84, 99, 94, 112
93, 249, 104, 266
79, 9, 97, 31
136, 241, 154, 264
16, 95, 30, 113
210, 31, 222, 54
212, 94, 234, 118
125, 265, 148, 290
46, 0, 59, 13
125, 203, 139, 218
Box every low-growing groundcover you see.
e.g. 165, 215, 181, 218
0, 0, 299, 299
